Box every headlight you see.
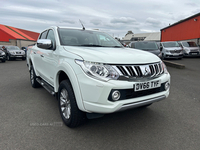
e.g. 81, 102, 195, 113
161, 61, 168, 74
184, 48, 190, 52
1, 52, 5, 55
75, 60, 119, 81
10, 51, 15, 55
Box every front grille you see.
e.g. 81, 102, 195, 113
170, 50, 182, 54
108, 82, 166, 101
190, 49, 199, 52
112, 62, 164, 79
189, 52, 199, 55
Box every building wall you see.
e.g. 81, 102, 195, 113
0, 39, 16, 46
17, 40, 36, 48
0, 39, 36, 48
161, 15, 200, 43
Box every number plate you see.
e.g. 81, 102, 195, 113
16, 56, 22, 57
134, 80, 161, 91
191, 53, 197, 55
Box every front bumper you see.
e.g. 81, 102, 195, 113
77, 72, 170, 113
184, 52, 200, 57
10, 54, 26, 58
165, 54, 183, 58
0, 55, 6, 60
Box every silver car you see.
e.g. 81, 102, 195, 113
2, 46, 26, 61
129, 41, 162, 58
178, 41, 200, 57
160, 41, 183, 60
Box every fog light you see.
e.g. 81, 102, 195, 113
165, 82, 170, 90
112, 90, 120, 101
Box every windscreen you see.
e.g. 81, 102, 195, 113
182, 42, 197, 47
135, 42, 158, 50
6, 46, 20, 50
162, 42, 180, 48
58, 28, 122, 48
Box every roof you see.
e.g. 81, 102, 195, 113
161, 12, 200, 30
0, 24, 39, 41
123, 32, 160, 41
144, 32, 160, 41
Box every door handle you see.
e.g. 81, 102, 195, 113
40, 55, 44, 57
33, 52, 36, 54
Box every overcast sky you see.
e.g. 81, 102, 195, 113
0, 0, 200, 38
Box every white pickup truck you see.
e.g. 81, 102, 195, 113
27, 26, 170, 127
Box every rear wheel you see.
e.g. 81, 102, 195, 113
58, 80, 86, 128
30, 66, 41, 88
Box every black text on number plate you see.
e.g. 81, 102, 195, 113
134, 80, 161, 91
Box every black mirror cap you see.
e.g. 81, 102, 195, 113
160, 46, 163, 51
37, 39, 52, 49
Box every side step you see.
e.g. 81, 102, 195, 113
36, 78, 55, 96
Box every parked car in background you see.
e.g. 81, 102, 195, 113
2, 46, 26, 61
0, 49, 6, 62
21, 47, 28, 53
178, 41, 200, 57
129, 41, 162, 58
160, 41, 183, 59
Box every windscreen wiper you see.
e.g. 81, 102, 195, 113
79, 44, 104, 47
109, 46, 123, 48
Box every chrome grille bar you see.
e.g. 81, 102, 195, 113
111, 62, 163, 79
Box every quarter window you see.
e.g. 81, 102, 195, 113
39, 30, 48, 39
46, 29, 56, 49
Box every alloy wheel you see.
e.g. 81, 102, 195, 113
60, 89, 71, 119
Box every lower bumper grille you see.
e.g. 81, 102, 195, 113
108, 82, 166, 101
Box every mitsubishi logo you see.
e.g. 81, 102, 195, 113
144, 67, 151, 76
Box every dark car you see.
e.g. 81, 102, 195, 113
2, 46, 26, 61
0, 49, 6, 62
21, 47, 28, 53
129, 41, 162, 58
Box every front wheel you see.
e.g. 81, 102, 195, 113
58, 80, 86, 128
161, 53, 165, 60
22, 57, 26, 60
30, 66, 41, 88
7, 55, 11, 61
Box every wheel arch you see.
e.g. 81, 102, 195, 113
54, 64, 86, 112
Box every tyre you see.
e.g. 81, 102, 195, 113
161, 53, 165, 60
22, 57, 26, 60
7, 55, 11, 61
1, 59, 6, 63
58, 80, 86, 128
30, 66, 41, 88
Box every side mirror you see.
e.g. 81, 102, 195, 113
37, 39, 52, 49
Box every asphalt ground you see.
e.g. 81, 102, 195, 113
0, 58, 200, 150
